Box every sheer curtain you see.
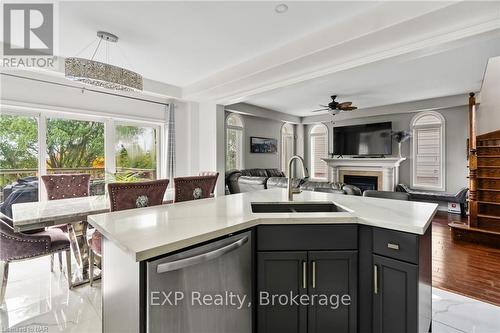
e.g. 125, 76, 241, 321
166, 104, 176, 181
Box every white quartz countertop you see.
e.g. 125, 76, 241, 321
87, 189, 437, 261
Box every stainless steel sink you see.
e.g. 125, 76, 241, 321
251, 201, 347, 213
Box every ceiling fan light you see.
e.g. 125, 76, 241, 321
275, 3, 288, 14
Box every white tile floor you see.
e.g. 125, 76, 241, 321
1, 256, 500, 332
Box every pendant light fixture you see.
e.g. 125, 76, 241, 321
65, 31, 143, 91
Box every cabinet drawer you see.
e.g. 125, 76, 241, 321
257, 225, 358, 251
373, 228, 418, 264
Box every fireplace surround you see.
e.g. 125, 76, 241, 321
322, 157, 406, 191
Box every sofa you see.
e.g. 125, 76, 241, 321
396, 184, 468, 216
225, 168, 361, 196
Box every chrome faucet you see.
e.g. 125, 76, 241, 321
287, 155, 309, 201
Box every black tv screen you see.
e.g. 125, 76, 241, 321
333, 122, 392, 156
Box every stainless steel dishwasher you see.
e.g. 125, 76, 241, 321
147, 231, 252, 333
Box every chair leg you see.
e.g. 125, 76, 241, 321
50, 253, 54, 272
58, 252, 63, 272
89, 249, 94, 287
65, 250, 72, 289
0, 261, 9, 305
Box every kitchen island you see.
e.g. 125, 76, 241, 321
88, 188, 437, 333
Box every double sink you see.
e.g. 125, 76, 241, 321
251, 201, 347, 213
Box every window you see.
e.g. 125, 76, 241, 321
46, 117, 105, 195
310, 124, 328, 179
411, 111, 445, 191
226, 114, 243, 170
281, 123, 295, 175
0, 114, 39, 213
1, 105, 163, 203
115, 124, 157, 181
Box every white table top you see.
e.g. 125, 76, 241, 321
11, 191, 173, 232
87, 189, 438, 262
12, 195, 109, 232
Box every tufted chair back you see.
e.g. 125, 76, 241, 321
174, 175, 217, 203
42, 174, 91, 200
107, 179, 169, 212
199, 171, 219, 195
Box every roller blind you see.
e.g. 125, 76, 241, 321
415, 127, 441, 187
311, 134, 328, 179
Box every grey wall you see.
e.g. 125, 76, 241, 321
226, 112, 284, 170
303, 106, 468, 193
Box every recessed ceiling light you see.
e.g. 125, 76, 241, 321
275, 3, 288, 14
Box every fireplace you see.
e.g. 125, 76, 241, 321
344, 175, 378, 192
322, 157, 407, 191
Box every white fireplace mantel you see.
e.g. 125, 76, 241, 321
322, 157, 407, 191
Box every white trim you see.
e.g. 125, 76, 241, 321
309, 123, 329, 180
280, 122, 295, 175
1, 100, 165, 125
410, 111, 446, 191
225, 113, 244, 170
38, 115, 47, 202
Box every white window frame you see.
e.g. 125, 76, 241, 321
280, 123, 295, 175
411, 111, 446, 191
225, 113, 244, 170
1, 104, 164, 201
310, 123, 329, 181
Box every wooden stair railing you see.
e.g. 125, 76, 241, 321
468, 93, 478, 227
450, 93, 500, 246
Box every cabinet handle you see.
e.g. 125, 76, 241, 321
312, 261, 316, 289
387, 243, 400, 250
374, 264, 379, 294
303, 261, 307, 289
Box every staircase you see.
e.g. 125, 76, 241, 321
475, 130, 500, 232
449, 94, 500, 246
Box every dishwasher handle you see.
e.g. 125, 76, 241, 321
156, 235, 249, 274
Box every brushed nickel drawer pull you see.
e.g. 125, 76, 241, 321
374, 264, 378, 294
303, 261, 307, 289
387, 243, 400, 250
312, 261, 316, 289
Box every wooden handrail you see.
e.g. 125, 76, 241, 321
468, 92, 478, 227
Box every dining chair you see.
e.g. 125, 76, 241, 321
41, 174, 90, 272
199, 171, 219, 196
88, 179, 169, 286
174, 175, 218, 203
0, 213, 72, 305
363, 190, 410, 201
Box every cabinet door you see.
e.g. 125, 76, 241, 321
308, 251, 358, 333
257, 251, 308, 333
373, 254, 418, 333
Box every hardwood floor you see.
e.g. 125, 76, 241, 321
432, 211, 500, 306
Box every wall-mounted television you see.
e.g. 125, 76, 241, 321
250, 137, 278, 153
333, 122, 392, 156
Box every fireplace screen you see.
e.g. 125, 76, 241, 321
344, 175, 378, 192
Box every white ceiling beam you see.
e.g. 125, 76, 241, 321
300, 94, 469, 125
225, 102, 301, 124
183, 1, 500, 104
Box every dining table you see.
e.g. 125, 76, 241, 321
11, 192, 173, 287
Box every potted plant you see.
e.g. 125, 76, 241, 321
393, 131, 411, 158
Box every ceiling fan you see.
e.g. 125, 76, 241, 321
311, 95, 357, 114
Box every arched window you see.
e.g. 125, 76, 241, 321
310, 124, 328, 179
281, 123, 295, 175
411, 111, 445, 191
226, 113, 244, 170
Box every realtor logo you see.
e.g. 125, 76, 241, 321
3, 3, 53, 56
